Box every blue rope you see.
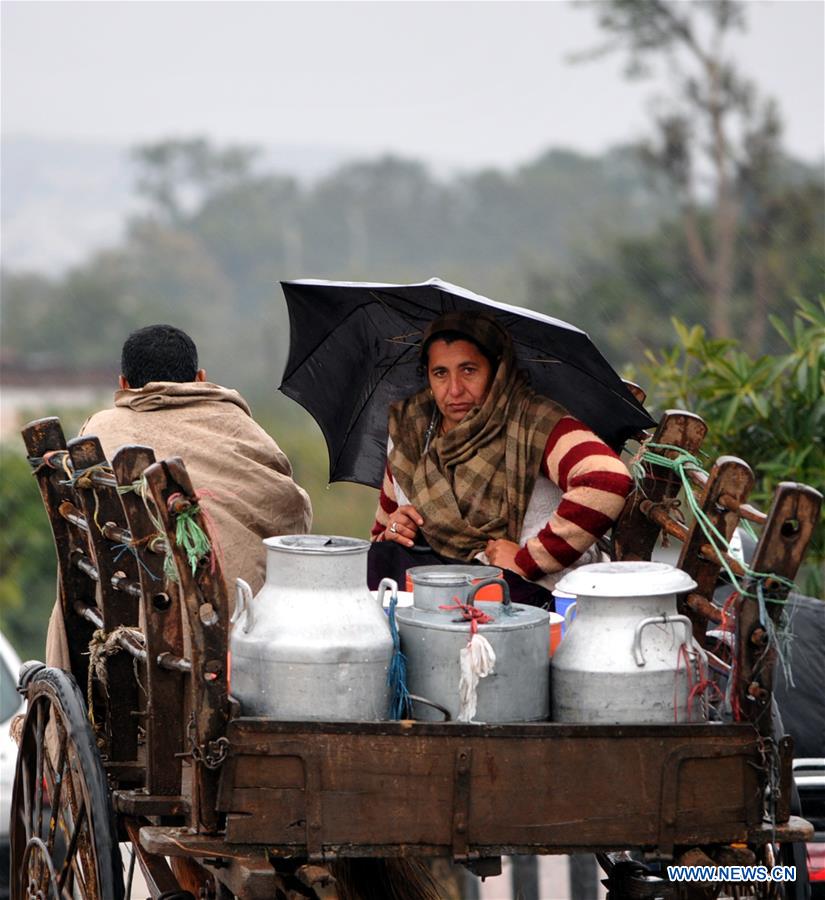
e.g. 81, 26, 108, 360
387, 593, 412, 720
112, 542, 159, 581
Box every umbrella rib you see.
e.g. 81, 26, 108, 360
282, 295, 425, 382
282, 303, 374, 382
331, 341, 419, 473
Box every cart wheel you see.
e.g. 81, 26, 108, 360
10, 666, 125, 900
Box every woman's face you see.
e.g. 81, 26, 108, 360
427, 338, 494, 433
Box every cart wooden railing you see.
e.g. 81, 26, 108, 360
11, 412, 822, 900
612, 408, 821, 741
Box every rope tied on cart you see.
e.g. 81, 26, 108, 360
111, 478, 165, 576
674, 642, 723, 722
86, 625, 146, 729
139, 482, 222, 582
28, 449, 73, 477
440, 599, 496, 722
112, 539, 161, 580
59, 461, 117, 534
130, 482, 182, 582
61, 460, 113, 489
117, 478, 148, 497
167, 491, 222, 577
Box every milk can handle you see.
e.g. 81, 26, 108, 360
562, 601, 577, 631
376, 577, 399, 608
467, 577, 511, 607
408, 694, 452, 722
633, 614, 694, 667
234, 578, 255, 634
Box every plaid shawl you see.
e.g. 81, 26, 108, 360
388, 321, 565, 561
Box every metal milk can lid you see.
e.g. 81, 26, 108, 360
408, 564, 501, 587
264, 535, 369, 555
556, 561, 697, 597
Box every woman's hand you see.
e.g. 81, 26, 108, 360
384, 505, 424, 548
485, 539, 527, 577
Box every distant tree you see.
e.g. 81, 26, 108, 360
0, 272, 60, 363
304, 156, 448, 275
526, 165, 824, 367
132, 138, 260, 224
575, 0, 810, 350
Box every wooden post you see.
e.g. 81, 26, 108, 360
21, 418, 96, 688
676, 455, 753, 643
67, 436, 141, 769
143, 457, 230, 834
112, 446, 186, 797
735, 482, 822, 737
613, 410, 708, 562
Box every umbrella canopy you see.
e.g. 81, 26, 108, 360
279, 277, 655, 488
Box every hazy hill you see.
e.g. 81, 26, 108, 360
1, 136, 363, 274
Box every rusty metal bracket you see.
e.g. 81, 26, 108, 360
188, 717, 231, 770
451, 747, 472, 860
460, 855, 502, 878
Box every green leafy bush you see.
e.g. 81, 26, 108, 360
0, 449, 57, 659
637, 298, 824, 596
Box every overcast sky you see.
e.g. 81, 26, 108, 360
2, 0, 824, 169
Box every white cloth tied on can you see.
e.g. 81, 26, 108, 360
457, 633, 496, 722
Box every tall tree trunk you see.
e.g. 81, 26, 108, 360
708, 61, 737, 339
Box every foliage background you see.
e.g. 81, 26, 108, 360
637, 298, 824, 597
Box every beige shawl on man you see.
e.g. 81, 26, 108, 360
46, 381, 312, 669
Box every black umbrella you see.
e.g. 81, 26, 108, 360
279, 277, 655, 488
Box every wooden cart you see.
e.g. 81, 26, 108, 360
10, 412, 821, 899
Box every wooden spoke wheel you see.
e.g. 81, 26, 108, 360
10, 666, 124, 900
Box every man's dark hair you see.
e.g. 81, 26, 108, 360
121, 324, 199, 388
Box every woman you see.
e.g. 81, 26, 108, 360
368, 311, 633, 605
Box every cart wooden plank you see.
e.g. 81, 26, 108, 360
217, 721, 762, 858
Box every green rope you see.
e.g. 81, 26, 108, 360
173, 503, 212, 575
635, 440, 798, 685
635, 442, 796, 602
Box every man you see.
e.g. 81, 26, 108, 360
46, 323, 312, 669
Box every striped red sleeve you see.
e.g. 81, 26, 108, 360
515, 417, 633, 577
370, 461, 399, 540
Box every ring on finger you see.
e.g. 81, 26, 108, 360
390, 522, 398, 534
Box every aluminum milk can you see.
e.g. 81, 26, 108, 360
396, 568, 550, 722
551, 561, 707, 724
230, 535, 393, 721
